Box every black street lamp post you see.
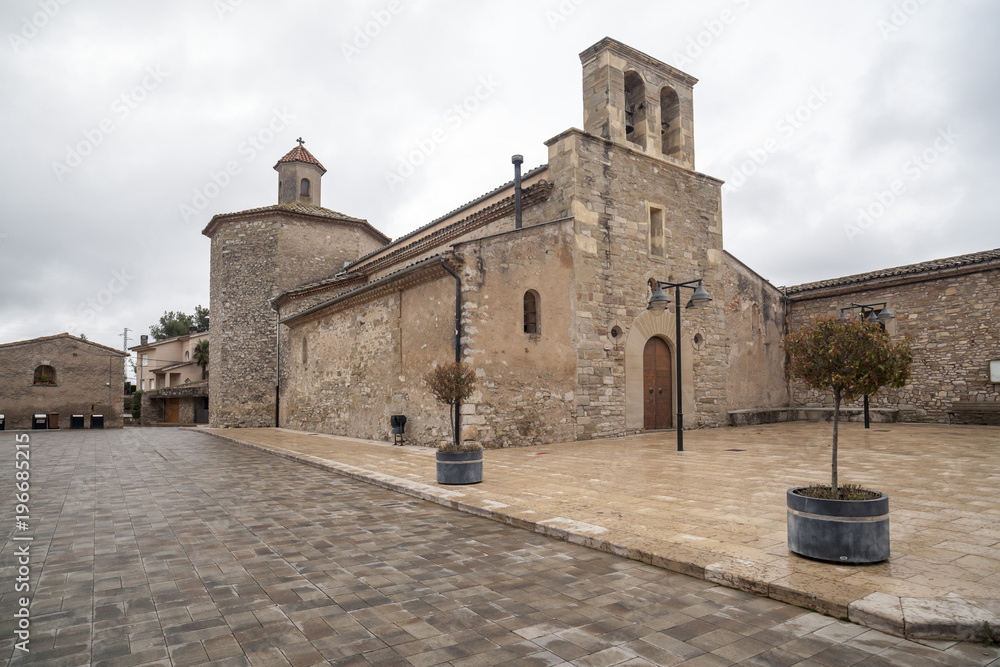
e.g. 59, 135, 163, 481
647, 279, 712, 451
837, 301, 896, 428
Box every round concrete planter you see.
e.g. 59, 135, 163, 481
436, 450, 483, 485
786, 488, 889, 564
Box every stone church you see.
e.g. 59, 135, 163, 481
204, 38, 999, 446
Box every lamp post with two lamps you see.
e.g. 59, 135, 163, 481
837, 301, 896, 428
647, 278, 712, 451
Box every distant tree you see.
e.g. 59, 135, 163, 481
783, 317, 913, 499
193, 339, 210, 379
194, 305, 210, 332
149, 307, 209, 340
131, 390, 142, 419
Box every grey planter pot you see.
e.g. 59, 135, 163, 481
436, 450, 483, 485
787, 488, 889, 564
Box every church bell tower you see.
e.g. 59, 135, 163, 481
275, 138, 326, 206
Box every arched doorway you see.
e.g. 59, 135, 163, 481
643, 337, 673, 429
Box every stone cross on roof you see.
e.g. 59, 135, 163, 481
297, 137, 304, 146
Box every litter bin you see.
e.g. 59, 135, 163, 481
390, 415, 407, 445
47, 412, 59, 429
0, 414, 4, 430
33, 414, 47, 429
91, 414, 104, 429
71, 414, 85, 429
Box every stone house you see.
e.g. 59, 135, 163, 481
131, 329, 209, 391
204, 37, 999, 446
785, 249, 1000, 425
0, 333, 128, 429
130, 330, 210, 425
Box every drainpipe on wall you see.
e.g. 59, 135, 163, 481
270, 304, 280, 428
440, 259, 462, 447
512, 154, 523, 230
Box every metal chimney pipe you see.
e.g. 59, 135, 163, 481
512, 154, 523, 229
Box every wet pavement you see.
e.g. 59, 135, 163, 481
0, 427, 997, 666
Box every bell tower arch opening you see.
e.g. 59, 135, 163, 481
624, 70, 647, 149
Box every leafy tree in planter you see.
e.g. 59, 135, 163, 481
783, 317, 913, 499
425, 362, 476, 452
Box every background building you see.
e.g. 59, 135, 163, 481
0, 333, 127, 429
130, 330, 210, 425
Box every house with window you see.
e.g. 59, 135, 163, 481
130, 329, 209, 425
0, 333, 128, 429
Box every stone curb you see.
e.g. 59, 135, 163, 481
192, 428, 1000, 643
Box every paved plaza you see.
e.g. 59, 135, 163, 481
0, 427, 997, 666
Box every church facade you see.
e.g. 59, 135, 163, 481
203, 38, 999, 446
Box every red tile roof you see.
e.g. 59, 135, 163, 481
785, 248, 1000, 295
274, 144, 327, 174
0, 332, 128, 356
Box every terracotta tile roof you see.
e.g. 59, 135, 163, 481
274, 144, 327, 174
347, 164, 549, 271
202, 202, 390, 244
270, 174, 554, 311
785, 248, 1000, 295
0, 332, 128, 356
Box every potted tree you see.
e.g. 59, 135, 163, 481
425, 361, 482, 484
783, 316, 913, 563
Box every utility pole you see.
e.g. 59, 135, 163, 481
119, 328, 133, 387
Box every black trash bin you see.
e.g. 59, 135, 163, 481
71, 414, 85, 429
33, 414, 47, 429
91, 414, 104, 429
390, 415, 407, 445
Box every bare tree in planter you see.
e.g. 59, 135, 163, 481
425, 362, 477, 452
784, 316, 913, 499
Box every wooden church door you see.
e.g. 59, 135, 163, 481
643, 337, 673, 430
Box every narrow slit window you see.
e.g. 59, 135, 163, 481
649, 207, 665, 258
300, 178, 310, 197
523, 290, 540, 334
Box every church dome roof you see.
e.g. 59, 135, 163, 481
274, 142, 327, 174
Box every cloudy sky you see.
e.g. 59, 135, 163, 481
2, 0, 998, 360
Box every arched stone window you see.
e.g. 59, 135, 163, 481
34, 365, 56, 385
300, 178, 311, 197
624, 70, 647, 149
523, 290, 540, 334
660, 86, 681, 158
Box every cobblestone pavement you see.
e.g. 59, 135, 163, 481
0, 429, 997, 666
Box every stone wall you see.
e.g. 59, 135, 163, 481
723, 252, 790, 411
280, 220, 579, 448
787, 265, 1000, 423
0, 335, 125, 429
545, 129, 729, 438
208, 212, 386, 427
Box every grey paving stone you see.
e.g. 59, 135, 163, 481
0, 428, 993, 666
